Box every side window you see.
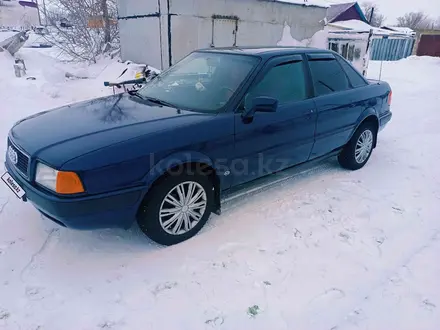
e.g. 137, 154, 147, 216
308, 58, 350, 96
248, 61, 307, 104
336, 56, 368, 88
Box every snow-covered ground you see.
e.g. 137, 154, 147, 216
0, 49, 440, 330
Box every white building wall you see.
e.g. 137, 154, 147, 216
118, 0, 328, 69
328, 32, 371, 74
0, 1, 39, 28
117, 0, 163, 68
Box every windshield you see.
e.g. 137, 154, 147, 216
138, 52, 259, 113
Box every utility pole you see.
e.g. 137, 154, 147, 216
36, 0, 42, 26
369, 7, 375, 25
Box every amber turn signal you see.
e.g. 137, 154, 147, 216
56, 171, 85, 194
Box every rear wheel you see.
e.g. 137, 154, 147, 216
338, 122, 376, 170
137, 171, 214, 246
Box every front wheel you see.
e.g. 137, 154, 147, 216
338, 122, 376, 170
137, 172, 214, 246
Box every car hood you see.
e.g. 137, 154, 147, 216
10, 94, 212, 167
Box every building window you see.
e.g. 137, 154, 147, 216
348, 45, 355, 61
329, 42, 339, 53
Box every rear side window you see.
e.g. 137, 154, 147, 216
249, 61, 307, 104
336, 56, 368, 88
308, 58, 350, 96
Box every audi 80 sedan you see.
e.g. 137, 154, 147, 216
3, 47, 392, 245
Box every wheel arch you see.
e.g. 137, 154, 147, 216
352, 110, 379, 148
140, 152, 222, 215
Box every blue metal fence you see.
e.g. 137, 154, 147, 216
370, 37, 415, 61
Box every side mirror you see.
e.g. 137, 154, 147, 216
243, 96, 278, 120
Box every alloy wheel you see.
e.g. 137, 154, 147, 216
159, 181, 207, 235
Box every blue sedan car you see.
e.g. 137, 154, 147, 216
2, 47, 392, 245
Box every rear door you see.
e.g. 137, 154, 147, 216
307, 53, 367, 159
232, 55, 317, 186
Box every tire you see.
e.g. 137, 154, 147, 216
137, 171, 214, 246
338, 122, 377, 170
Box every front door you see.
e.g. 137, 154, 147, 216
232, 55, 317, 186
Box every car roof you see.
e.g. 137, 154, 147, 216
197, 46, 331, 58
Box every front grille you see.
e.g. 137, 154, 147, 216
8, 140, 30, 178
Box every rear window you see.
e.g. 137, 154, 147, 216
336, 56, 368, 88
308, 58, 350, 96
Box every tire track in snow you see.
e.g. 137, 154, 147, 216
20, 228, 60, 283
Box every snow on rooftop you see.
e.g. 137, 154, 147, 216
329, 19, 375, 31
329, 20, 413, 36
274, 0, 330, 8
383, 26, 416, 35
328, 20, 420, 37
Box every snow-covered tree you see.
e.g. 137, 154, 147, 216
44, 0, 118, 63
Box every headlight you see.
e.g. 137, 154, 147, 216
36, 162, 85, 194
36, 162, 57, 191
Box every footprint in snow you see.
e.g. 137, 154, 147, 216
346, 308, 366, 326
205, 316, 225, 327
422, 299, 436, 311
308, 288, 346, 307
0, 309, 10, 320
25, 286, 52, 301
339, 232, 351, 244
151, 282, 178, 296
392, 206, 404, 213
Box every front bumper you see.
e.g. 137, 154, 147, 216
5, 161, 145, 230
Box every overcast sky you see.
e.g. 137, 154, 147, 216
326, 0, 440, 24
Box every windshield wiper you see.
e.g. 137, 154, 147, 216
143, 96, 176, 108
128, 90, 145, 100
128, 90, 177, 109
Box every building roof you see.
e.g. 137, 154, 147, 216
327, 2, 369, 24
329, 19, 374, 31
381, 26, 416, 35
273, 0, 329, 9
329, 20, 416, 37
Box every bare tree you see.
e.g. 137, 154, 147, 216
435, 17, 440, 30
361, 2, 386, 27
44, 0, 118, 63
396, 12, 433, 30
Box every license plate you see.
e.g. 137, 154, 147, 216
1, 172, 26, 199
